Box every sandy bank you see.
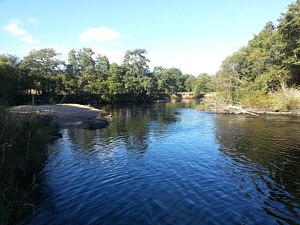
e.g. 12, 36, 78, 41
10, 104, 108, 129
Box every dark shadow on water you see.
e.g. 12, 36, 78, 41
214, 114, 300, 224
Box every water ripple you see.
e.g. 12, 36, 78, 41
22, 104, 300, 225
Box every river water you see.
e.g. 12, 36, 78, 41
24, 100, 300, 225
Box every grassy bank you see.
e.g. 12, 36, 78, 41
239, 88, 300, 113
198, 88, 300, 115
0, 106, 61, 225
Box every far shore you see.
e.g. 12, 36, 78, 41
10, 104, 109, 129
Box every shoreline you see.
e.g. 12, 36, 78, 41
198, 104, 300, 117
10, 104, 109, 129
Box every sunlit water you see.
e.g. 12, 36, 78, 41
24, 101, 300, 225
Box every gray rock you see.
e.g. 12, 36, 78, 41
88, 119, 109, 130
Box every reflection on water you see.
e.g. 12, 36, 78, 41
214, 115, 300, 224
24, 100, 300, 225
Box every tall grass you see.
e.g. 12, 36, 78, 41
198, 88, 300, 114
240, 88, 300, 112
0, 106, 60, 225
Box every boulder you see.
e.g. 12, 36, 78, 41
88, 119, 109, 130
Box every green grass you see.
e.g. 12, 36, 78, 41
0, 106, 61, 225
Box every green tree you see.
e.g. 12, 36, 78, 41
194, 73, 214, 97
122, 49, 154, 99
169, 68, 186, 92
215, 1, 300, 105
95, 55, 110, 74
87, 54, 110, 97
65, 48, 95, 94
278, 0, 300, 85
20, 48, 64, 96
107, 63, 125, 100
216, 50, 248, 102
246, 22, 283, 91
184, 75, 196, 92
154, 68, 178, 95
0, 55, 20, 104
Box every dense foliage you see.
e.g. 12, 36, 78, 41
216, 0, 300, 108
0, 48, 215, 105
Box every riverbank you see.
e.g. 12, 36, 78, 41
10, 104, 109, 129
0, 106, 61, 224
198, 91, 300, 116
1, 104, 109, 224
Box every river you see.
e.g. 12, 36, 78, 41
24, 100, 300, 225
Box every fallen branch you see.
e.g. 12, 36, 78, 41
224, 105, 260, 116
256, 111, 293, 116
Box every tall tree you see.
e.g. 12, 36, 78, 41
66, 48, 95, 94
107, 63, 125, 100
278, 0, 300, 85
0, 55, 20, 104
184, 75, 196, 92
20, 48, 63, 95
122, 49, 153, 98
194, 73, 215, 97
154, 68, 178, 95
215, 1, 300, 104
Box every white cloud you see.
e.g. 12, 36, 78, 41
113, 41, 121, 47
0, 44, 70, 63
26, 17, 39, 25
3, 20, 27, 36
52, 46, 69, 56
79, 26, 121, 44
20, 34, 40, 45
10, 19, 23, 26
92, 46, 125, 64
45, 43, 70, 61
3, 19, 40, 45
79, 26, 134, 45
148, 50, 226, 76
0, 46, 31, 57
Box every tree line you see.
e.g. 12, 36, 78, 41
0, 48, 215, 105
3, 0, 297, 108
216, 0, 300, 106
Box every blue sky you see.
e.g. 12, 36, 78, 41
0, 0, 295, 75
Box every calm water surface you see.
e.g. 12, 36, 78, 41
25, 100, 300, 225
